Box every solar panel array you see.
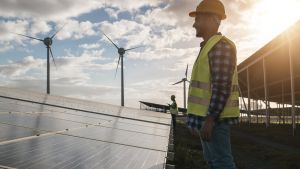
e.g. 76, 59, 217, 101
0, 86, 171, 169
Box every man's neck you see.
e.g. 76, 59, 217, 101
202, 30, 218, 42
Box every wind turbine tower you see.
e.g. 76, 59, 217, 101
15, 25, 65, 94
173, 64, 189, 109
101, 31, 141, 106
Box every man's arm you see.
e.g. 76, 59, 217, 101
200, 39, 236, 141
207, 39, 236, 119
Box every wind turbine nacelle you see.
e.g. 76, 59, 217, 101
43, 37, 53, 46
118, 48, 125, 55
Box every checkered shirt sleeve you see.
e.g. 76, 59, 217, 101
207, 38, 236, 119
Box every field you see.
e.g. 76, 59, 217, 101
171, 117, 300, 169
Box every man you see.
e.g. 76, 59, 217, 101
169, 95, 178, 129
187, 0, 240, 169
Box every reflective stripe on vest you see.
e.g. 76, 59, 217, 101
187, 34, 240, 118
190, 80, 239, 92
188, 95, 239, 107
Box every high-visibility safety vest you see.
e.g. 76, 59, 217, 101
170, 101, 178, 115
187, 34, 240, 118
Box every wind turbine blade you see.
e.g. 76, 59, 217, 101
173, 80, 184, 85
51, 23, 66, 39
100, 30, 119, 49
49, 47, 57, 69
114, 55, 121, 78
15, 33, 43, 42
185, 64, 188, 78
125, 46, 143, 51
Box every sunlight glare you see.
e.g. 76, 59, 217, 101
250, 0, 300, 41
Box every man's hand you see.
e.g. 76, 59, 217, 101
200, 115, 215, 141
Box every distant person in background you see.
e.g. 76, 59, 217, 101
169, 95, 178, 129
187, 0, 240, 169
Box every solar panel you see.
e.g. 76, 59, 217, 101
0, 123, 45, 142
0, 87, 171, 169
0, 87, 171, 125
0, 135, 166, 169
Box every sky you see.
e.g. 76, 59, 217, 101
0, 0, 300, 108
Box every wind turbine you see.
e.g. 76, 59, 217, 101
15, 25, 65, 94
101, 31, 141, 107
173, 64, 189, 109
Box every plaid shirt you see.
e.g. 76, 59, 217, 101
187, 33, 239, 130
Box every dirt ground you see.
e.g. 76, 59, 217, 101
171, 116, 300, 169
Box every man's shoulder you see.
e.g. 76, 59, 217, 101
209, 36, 236, 57
214, 37, 236, 51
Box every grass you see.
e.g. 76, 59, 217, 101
173, 117, 300, 169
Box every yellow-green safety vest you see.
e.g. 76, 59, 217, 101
170, 101, 178, 115
187, 34, 240, 118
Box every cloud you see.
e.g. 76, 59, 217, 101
48, 49, 116, 83
0, 48, 114, 83
5, 77, 121, 104
0, 56, 44, 77
229, 0, 259, 11
127, 47, 198, 61
136, 7, 177, 27
79, 43, 101, 49
0, 0, 105, 21
134, 0, 197, 29
0, 42, 14, 52
100, 20, 148, 41
99, 18, 196, 51
0, 20, 29, 43
128, 77, 186, 107
106, 0, 164, 13
30, 19, 52, 36
104, 7, 121, 19
0, 0, 165, 21
56, 20, 98, 40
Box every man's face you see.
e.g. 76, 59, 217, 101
192, 13, 211, 38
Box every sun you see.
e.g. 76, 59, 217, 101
249, 0, 300, 41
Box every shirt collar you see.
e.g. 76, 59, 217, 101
200, 32, 222, 48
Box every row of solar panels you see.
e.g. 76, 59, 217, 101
0, 86, 172, 169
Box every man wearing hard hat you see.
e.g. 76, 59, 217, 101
187, 0, 240, 169
169, 95, 178, 129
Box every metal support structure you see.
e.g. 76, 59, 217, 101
283, 104, 286, 124
256, 99, 259, 124
47, 46, 50, 94
121, 55, 124, 107
247, 68, 251, 124
238, 85, 248, 123
281, 82, 284, 124
287, 34, 296, 136
183, 81, 186, 109
260, 100, 263, 123
263, 58, 269, 127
